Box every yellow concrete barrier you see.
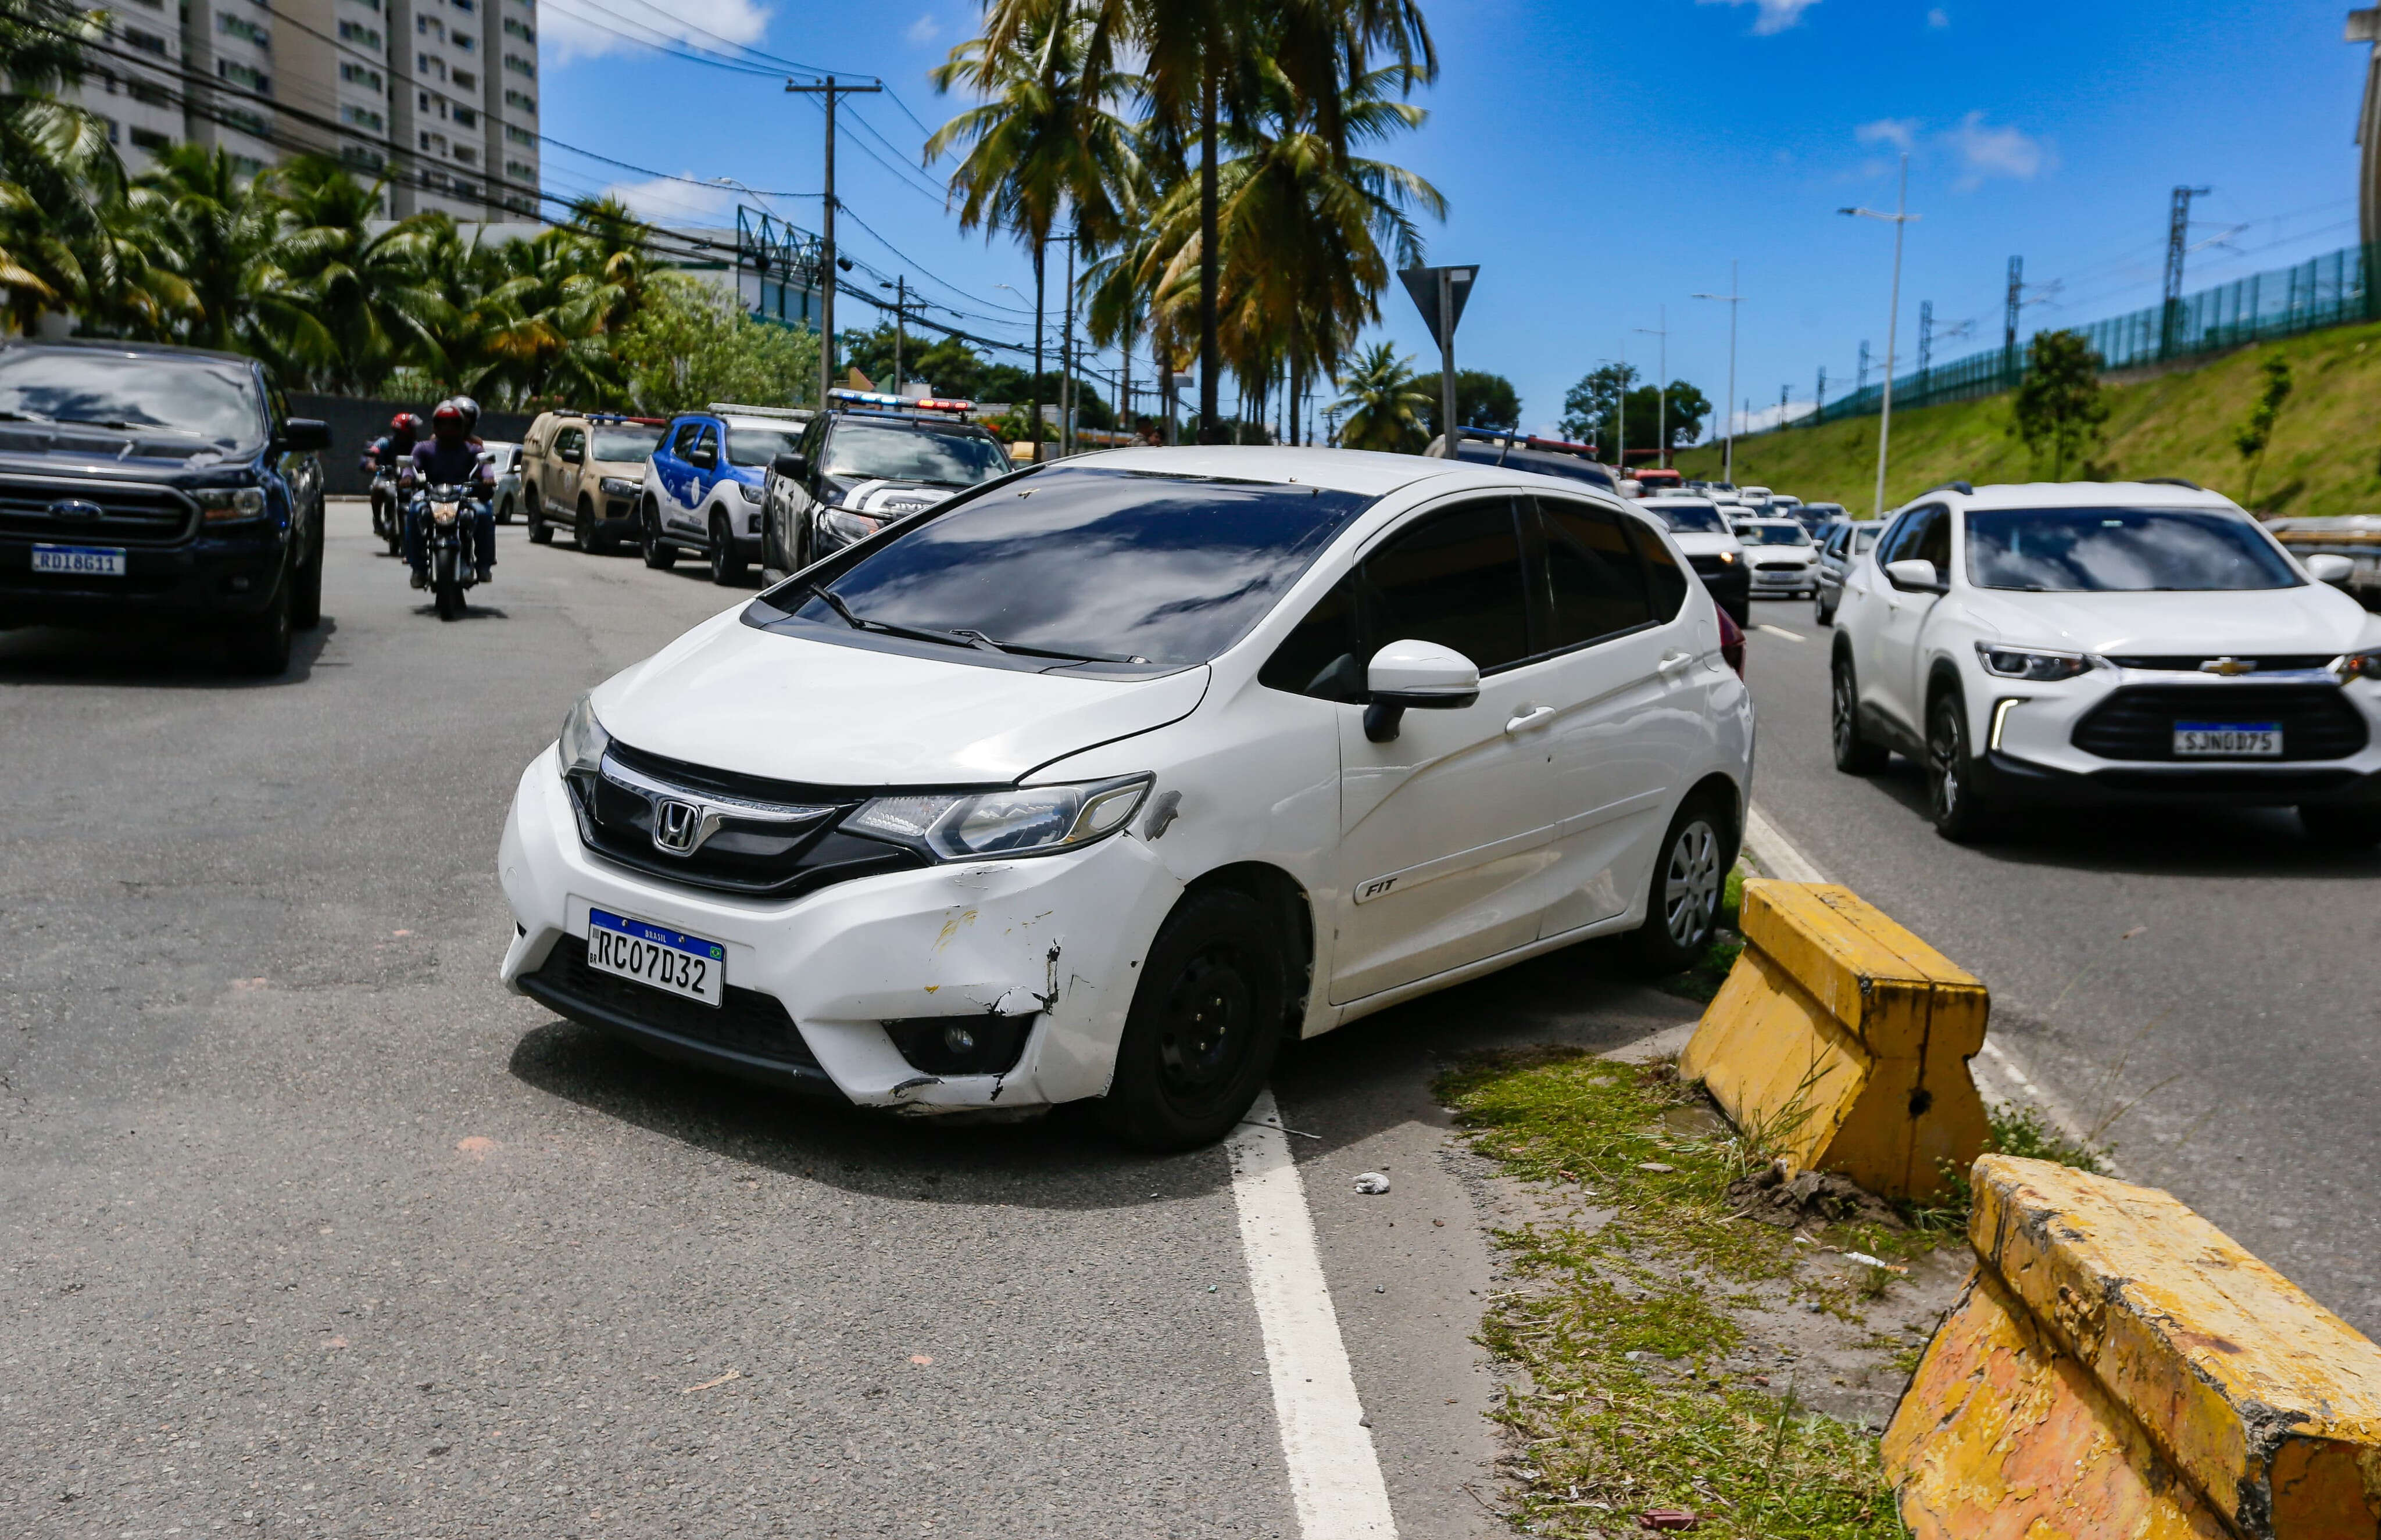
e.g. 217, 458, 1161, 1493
1885, 1155, 2381, 1539
1678, 879, 1988, 1202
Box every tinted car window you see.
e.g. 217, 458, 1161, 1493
1876, 506, 1937, 567
1258, 572, 1365, 703
1626, 518, 1692, 621
725, 425, 802, 468
591, 426, 659, 462
555, 428, 584, 457
778, 467, 1374, 670
1362, 499, 1532, 672
1966, 507, 2299, 592
1537, 498, 1652, 648
668, 422, 702, 459
0, 348, 264, 449
1914, 506, 1951, 571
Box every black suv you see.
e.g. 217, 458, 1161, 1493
760, 399, 1012, 576
0, 341, 330, 673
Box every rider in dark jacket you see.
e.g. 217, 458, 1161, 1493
402, 401, 496, 586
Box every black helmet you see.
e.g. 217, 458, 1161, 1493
449, 395, 482, 434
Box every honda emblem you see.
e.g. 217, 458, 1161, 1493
652, 798, 706, 855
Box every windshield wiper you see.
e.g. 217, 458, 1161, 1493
950, 628, 1150, 665
0, 410, 53, 424
803, 583, 975, 650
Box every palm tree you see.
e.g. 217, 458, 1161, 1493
927, 8, 1142, 454
264, 157, 444, 392
130, 145, 317, 357
1332, 339, 1428, 452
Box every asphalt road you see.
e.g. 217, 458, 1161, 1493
0, 500, 1701, 1539
1739, 599, 2381, 1334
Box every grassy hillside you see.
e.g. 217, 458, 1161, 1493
1671, 319, 2381, 518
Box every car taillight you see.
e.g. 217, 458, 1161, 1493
1716, 606, 1746, 678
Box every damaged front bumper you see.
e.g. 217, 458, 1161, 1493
495, 754, 1184, 1111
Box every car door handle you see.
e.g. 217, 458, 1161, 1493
1504, 704, 1557, 734
1658, 650, 1695, 675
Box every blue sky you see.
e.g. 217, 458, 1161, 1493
539, 0, 2371, 442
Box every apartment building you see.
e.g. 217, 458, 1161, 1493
71, 0, 541, 222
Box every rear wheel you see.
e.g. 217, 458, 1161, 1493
1831, 653, 1890, 774
525, 489, 553, 545
1926, 686, 1998, 843
1096, 889, 1285, 1151
1627, 795, 1732, 975
641, 497, 677, 570
709, 511, 746, 586
2299, 803, 2381, 850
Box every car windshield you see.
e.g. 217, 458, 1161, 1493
824, 420, 1009, 485
1652, 502, 1730, 534
1741, 524, 1811, 546
0, 348, 262, 448
726, 425, 802, 468
1966, 506, 2300, 592
775, 466, 1374, 669
590, 426, 660, 462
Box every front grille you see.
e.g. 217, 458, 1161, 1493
524, 937, 825, 1071
2072, 685, 2369, 762
569, 740, 928, 898
0, 477, 195, 545
1753, 560, 1806, 573
2105, 654, 2337, 674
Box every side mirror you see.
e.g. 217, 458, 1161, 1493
1363, 639, 1481, 743
280, 418, 330, 453
2305, 553, 2355, 586
771, 451, 809, 480
1883, 557, 1946, 594
689, 450, 717, 471
560, 447, 583, 465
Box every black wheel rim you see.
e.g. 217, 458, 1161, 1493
1153, 946, 1254, 1105
1662, 818, 1723, 950
1929, 702, 1961, 822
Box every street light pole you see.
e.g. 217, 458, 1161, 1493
1634, 306, 1668, 468
786, 74, 882, 407
1840, 154, 1919, 518
1690, 269, 1743, 483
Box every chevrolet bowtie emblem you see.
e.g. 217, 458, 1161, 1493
2198, 657, 2256, 676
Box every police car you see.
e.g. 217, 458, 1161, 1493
759, 389, 1013, 579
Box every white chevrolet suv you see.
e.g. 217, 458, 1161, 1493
1831, 479, 2381, 843
498, 447, 1756, 1149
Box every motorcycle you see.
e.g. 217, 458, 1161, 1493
369, 467, 402, 556
414, 482, 483, 621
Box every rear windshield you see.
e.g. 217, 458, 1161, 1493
1651, 502, 1730, 534
0, 347, 262, 449
1966, 507, 2299, 592
591, 426, 660, 462
761, 466, 1374, 671
1740, 524, 1811, 546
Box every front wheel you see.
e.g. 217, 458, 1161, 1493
1831, 654, 1890, 774
574, 500, 600, 554
292, 511, 324, 630
709, 512, 747, 586
642, 498, 677, 570
2299, 803, 2381, 850
226, 571, 293, 675
1096, 889, 1286, 1151
1926, 687, 1998, 843
1626, 796, 1732, 974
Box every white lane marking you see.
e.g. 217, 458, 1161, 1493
1740, 803, 2107, 1162
1228, 1088, 1399, 1538
1757, 623, 1807, 642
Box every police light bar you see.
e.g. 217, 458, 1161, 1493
827, 388, 909, 409
911, 397, 974, 414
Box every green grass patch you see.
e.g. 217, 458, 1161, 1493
1442, 1050, 1911, 1538
1904, 1104, 2114, 1235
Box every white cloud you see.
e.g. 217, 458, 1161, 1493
906, 13, 939, 44
1856, 117, 1920, 151
1942, 111, 2050, 186
600, 174, 735, 225
1697, 0, 1822, 35
1927, 7, 1949, 26
545, 0, 772, 64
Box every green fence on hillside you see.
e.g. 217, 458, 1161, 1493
1803, 242, 2380, 428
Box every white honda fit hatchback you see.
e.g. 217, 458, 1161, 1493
498, 446, 1756, 1148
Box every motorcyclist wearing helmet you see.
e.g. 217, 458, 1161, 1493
402, 399, 496, 587
362, 412, 423, 539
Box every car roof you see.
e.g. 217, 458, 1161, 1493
1911, 480, 2241, 513
1, 338, 258, 368
1067, 444, 1494, 497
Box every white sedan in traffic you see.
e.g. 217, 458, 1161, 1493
498, 446, 1756, 1148
1831, 479, 2381, 843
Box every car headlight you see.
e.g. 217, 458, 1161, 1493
843, 775, 1153, 861
1717, 550, 1736, 565
1976, 642, 2101, 682
599, 477, 641, 497
557, 693, 610, 778
818, 507, 882, 546
737, 480, 764, 502
198, 488, 267, 522
2334, 650, 2381, 681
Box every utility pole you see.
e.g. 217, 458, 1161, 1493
1814, 366, 1826, 427
1613, 348, 1626, 467
1779, 382, 1790, 428
2353, 10, 2381, 248
1060, 234, 1077, 456
2162, 184, 2211, 359
1691, 267, 1743, 483
877, 276, 909, 388
785, 74, 882, 407
1635, 306, 1668, 465
1857, 341, 1870, 395
1840, 153, 1919, 518
2003, 256, 2024, 386
1917, 300, 1933, 400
